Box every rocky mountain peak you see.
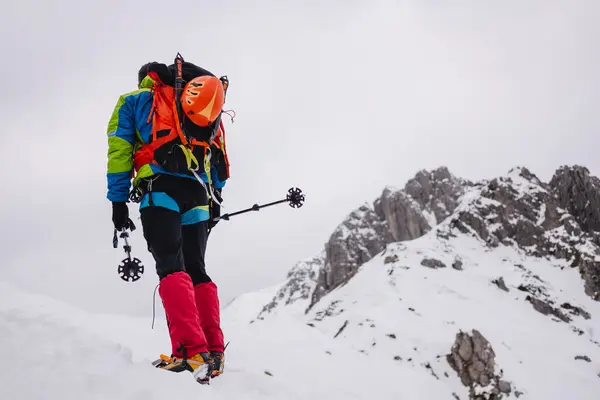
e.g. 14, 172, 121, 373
448, 165, 600, 301
376, 166, 470, 237
246, 164, 600, 399
549, 165, 600, 235
259, 165, 600, 321
310, 204, 392, 307
308, 167, 471, 307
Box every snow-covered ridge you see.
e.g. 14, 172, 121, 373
255, 166, 471, 316
257, 166, 600, 323
299, 231, 600, 399
446, 166, 600, 301
237, 165, 600, 398
0, 279, 485, 400
255, 253, 324, 320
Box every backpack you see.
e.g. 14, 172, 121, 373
131, 54, 230, 203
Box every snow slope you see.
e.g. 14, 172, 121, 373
0, 280, 456, 400
291, 233, 600, 399
248, 174, 600, 399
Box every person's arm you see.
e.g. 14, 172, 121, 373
106, 95, 136, 203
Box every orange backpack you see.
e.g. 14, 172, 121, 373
132, 55, 230, 201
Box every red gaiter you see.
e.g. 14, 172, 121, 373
194, 282, 225, 353
159, 272, 208, 358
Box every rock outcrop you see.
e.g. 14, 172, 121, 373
374, 167, 470, 241
310, 205, 391, 306
447, 330, 512, 399
549, 166, 600, 300
310, 167, 469, 307
449, 166, 600, 301
259, 165, 600, 321
256, 255, 323, 319
550, 166, 600, 234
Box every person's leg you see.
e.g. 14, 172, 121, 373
182, 220, 210, 284
141, 204, 208, 359
181, 209, 225, 355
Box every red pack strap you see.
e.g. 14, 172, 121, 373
133, 133, 178, 172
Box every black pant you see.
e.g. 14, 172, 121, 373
140, 176, 212, 285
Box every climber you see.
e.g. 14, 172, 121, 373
106, 54, 231, 383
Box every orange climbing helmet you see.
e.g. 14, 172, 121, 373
181, 75, 225, 127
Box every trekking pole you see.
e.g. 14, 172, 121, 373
112, 220, 144, 282
215, 187, 305, 222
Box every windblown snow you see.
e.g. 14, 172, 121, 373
2, 167, 600, 399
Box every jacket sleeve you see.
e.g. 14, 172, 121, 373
106, 95, 136, 202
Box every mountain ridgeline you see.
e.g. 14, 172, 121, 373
259, 166, 600, 320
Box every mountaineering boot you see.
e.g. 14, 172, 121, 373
154, 351, 214, 384
209, 351, 225, 378
159, 272, 208, 358
151, 354, 174, 369
194, 282, 225, 353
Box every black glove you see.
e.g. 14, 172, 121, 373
208, 189, 223, 230
112, 202, 132, 231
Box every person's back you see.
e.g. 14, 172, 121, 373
107, 60, 229, 203
106, 55, 230, 384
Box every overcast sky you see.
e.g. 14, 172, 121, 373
1, 0, 599, 317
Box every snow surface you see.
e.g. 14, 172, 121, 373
298, 234, 600, 399
251, 187, 600, 399
1, 279, 454, 399
3, 169, 600, 399
2, 243, 599, 400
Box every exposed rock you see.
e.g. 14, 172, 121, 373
549, 166, 600, 300
375, 189, 431, 242
405, 167, 471, 224
310, 205, 391, 307
266, 164, 600, 320
257, 255, 323, 319
580, 259, 600, 302
550, 166, 600, 233
561, 302, 591, 320
424, 362, 440, 379
447, 330, 511, 399
310, 167, 469, 307
333, 320, 349, 338
450, 166, 600, 301
421, 258, 447, 269
516, 283, 544, 297
452, 257, 464, 270
312, 300, 344, 322
384, 253, 399, 264
492, 277, 509, 292
375, 167, 469, 242
574, 355, 591, 362
498, 380, 512, 394
525, 295, 571, 323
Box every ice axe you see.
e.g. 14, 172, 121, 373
112, 220, 144, 282
214, 187, 305, 222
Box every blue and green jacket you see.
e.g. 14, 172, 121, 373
106, 76, 226, 203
